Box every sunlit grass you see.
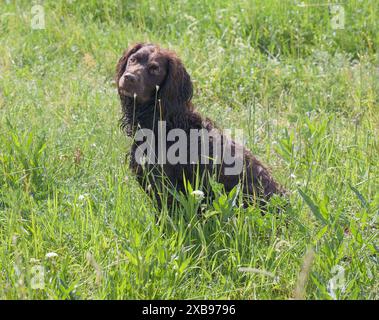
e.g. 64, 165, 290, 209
0, 0, 378, 299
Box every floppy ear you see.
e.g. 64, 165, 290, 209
159, 53, 193, 116
115, 43, 145, 83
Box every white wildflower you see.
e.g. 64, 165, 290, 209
191, 190, 204, 201
45, 252, 58, 259
78, 193, 89, 201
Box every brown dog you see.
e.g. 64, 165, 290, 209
116, 43, 286, 209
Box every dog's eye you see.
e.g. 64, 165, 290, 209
129, 57, 137, 64
148, 64, 160, 74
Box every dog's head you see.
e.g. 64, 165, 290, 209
116, 43, 193, 113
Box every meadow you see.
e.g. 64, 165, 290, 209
0, 0, 378, 299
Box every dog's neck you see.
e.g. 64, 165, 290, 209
120, 95, 198, 137
120, 96, 163, 136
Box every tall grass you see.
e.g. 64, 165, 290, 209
0, 0, 378, 299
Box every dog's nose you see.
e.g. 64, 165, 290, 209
124, 72, 137, 83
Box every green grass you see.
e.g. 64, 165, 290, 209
0, 0, 378, 299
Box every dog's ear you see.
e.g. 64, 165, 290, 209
115, 43, 145, 82
159, 52, 193, 116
